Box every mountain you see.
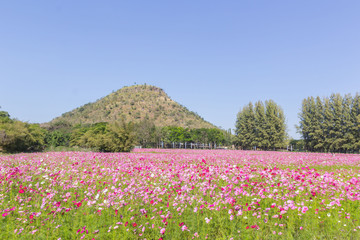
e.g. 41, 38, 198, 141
49, 85, 217, 129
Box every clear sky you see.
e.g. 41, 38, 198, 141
1, 1, 359, 138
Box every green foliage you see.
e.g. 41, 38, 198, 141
0, 120, 47, 153
70, 122, 136, 152
45, 131, 71, 148
133, 121, 231, 148
289, 139, 305, 151
235, 100, 286, 150
0, 111, 11, 123
235, 103, 256, 148
298, 93, 360, 152
134, 117, 157, 147
104, 122, 136, 152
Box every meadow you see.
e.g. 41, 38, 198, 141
1, 149, 360, 239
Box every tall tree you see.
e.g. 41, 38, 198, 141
236, 100, 286, 150
313, 96, 325, 151
342, 94, 353, 152
254, 101, 269, 149
298, 97, 314, 151
322, 97, 333, 152
351, 94, 360, 151
235, 103, 255, 149
298, 93, 360, 152
329, 94, 344, 151
273, 102, 287, 149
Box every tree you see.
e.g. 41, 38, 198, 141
235, 103, 255, 149
104, 122, 136, 152
298, 97, 315, 151
298, 93, 360, 153
254, 101, 269, 149
134, 117, 157, 147
70, 121, 136, 152
342, 94, 353, 152
0, 111, 11, 123
236, 100, 286, 150
351, 94, 360, 151
322, 97, 333, 152
329, 94, 344, 151
313, 96, 325, 151
0, 120, 47, 153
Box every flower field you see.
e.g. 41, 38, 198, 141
1, 150, 360, 239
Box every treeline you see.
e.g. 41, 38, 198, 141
298, 93, 360, 152
235, 100, 286, 150
3, 92, 360, 154
0, 112, 136, 153
0, 111, 232, 153
134, 118, 233, 148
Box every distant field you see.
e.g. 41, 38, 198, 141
1, 150, 360, 239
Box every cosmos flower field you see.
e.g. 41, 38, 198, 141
1, 149, 360, 239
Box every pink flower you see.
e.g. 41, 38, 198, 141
301, 206, 308, 213
160, 228, 166, 235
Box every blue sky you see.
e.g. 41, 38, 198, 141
1, 1, 359, 138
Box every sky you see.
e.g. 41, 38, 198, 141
0, 1, 359, 138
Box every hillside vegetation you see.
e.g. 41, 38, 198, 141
50, 85, 216, 129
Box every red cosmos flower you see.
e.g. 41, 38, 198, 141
29, 215, 34, 219
125, 222, 128, 227
179, 222, 185, 227
150, 200, 154, 204
77, 202, 82, 207
246, 226, 250, 229
159, 238, 163, 240
279, 215, 283, 219
132, 223, 137, 227
19, 189, 25, 194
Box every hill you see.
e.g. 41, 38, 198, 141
50, 85, 217, 129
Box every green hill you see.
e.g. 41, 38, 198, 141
50, 85, 216, 129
